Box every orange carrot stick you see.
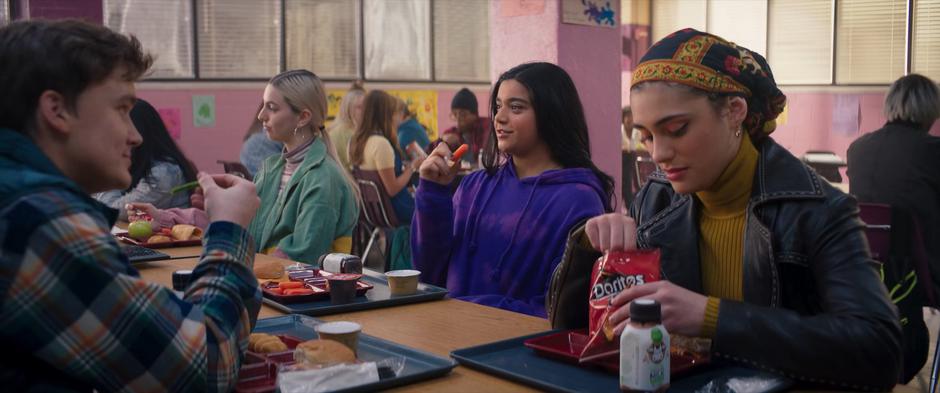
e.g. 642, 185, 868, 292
451, 144, 470, 162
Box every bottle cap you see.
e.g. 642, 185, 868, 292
630, 298, 662, 323
172, 269, 193, 291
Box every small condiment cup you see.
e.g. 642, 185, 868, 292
315, 321, 362, 353
385, 269, 421, 296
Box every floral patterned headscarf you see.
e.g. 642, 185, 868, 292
632, 28, 787, 137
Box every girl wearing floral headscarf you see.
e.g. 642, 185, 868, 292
564, 29, 901, 389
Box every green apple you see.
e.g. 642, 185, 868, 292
127, 220, 153, 241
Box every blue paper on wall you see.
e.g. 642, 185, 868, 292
832, 94, 859, 137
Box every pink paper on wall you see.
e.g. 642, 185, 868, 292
500, 0, 545, 17
157, 108, 182, 140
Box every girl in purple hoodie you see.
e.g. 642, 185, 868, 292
412, 62, 614, 317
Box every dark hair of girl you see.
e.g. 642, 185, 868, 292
482, 62, 615, 212
127, 99, 198, 190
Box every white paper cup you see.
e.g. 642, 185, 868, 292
315, 321, 362, 353
385, 269, 421, 296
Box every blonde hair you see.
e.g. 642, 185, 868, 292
328, 81, 366, 134
884, 74, 940, 129
349, 90, 403, 167
268, 69, 361, 204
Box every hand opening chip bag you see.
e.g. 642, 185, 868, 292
579, 248, 661, 362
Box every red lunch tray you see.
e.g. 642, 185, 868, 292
523, 329, 708, 376
115, 232, 202, 248
236, 335, 303, 393
261, 270, 373, 304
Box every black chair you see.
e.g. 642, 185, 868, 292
351, 168, 400, 271
216, 160, 252, 181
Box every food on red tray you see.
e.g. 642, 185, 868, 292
279, 281, 304, 289
170, 224, 203, 241
127, 220, 153, 241
146, 235, 172, 244
288, 269, 319, 281
254, 259, 286, 279
293, 339, 356, 366
249, 333, 288, 353
283, 288, 315, 295
670, 335, 710, 360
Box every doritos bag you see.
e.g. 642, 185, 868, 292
579, 248, 661, 361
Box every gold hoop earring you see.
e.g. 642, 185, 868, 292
294, 126, 305, 140
735, 127, 742, 137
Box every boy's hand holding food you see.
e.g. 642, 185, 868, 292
198, 172, 259, 228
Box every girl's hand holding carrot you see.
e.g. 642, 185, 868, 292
419, 143, 467, 186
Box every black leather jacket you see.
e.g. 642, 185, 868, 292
547, 137, 902, 390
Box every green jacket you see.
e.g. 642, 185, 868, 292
249, 137, 359, 263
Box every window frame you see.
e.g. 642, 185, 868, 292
127, 0, 488, 84
648, 0, 926, 87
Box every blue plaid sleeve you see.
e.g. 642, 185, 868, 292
0, 191, 261, 392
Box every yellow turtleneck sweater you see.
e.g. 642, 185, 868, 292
696, 133, 758, 337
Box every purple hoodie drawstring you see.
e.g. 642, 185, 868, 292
489, 175, 542, 281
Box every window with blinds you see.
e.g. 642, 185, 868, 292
835, 0, 906, 84
286, 0, 359, 79
104, 0, 193, 78
196, 0, 281, 79
1, 0, 8, 25
651, 0, 706, 43
767, 0, 833, 84
912, 0, 940, 81
707, 0, 767, 55
433, 0, 489, 82
363, 0, 431, 80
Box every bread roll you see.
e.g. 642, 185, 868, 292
293, 339, 356, 366
249, 333, 288, 353
146, 235, 172, 244
254, 259, 285, 279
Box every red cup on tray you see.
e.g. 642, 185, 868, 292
327, 273, 362, 304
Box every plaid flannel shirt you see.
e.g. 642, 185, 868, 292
0, 131, 262, 392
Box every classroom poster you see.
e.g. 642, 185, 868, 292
562, 0, 618, 28
157, 108, 182, 140
192, 95, 215, 128
832, 94, 860, 137
387, 90, 439, 141
325, 89, 346, 127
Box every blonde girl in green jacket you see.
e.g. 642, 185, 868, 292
127, 70, 360, 264
251, 69, 360, 263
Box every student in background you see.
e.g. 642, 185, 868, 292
349, 90, 422, 223
847, 74, 940, 379
440, 88, 490, 168
327, 81, 366, 169
412, 62, 614, 317
396, 97, 431, 157
0, 19, 261, 391
94, 98, 197, 220
240, 101, 283, 176
579, 29, 900, 389
132, 70, 360, 264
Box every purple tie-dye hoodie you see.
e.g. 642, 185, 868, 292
411, 161, 607, 317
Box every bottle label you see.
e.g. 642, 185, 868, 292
620, 325, 670, 391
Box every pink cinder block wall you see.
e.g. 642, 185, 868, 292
139, 86, 492, 172
137, 87, 264, 172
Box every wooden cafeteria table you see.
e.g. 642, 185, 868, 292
136, 253, 549, 392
